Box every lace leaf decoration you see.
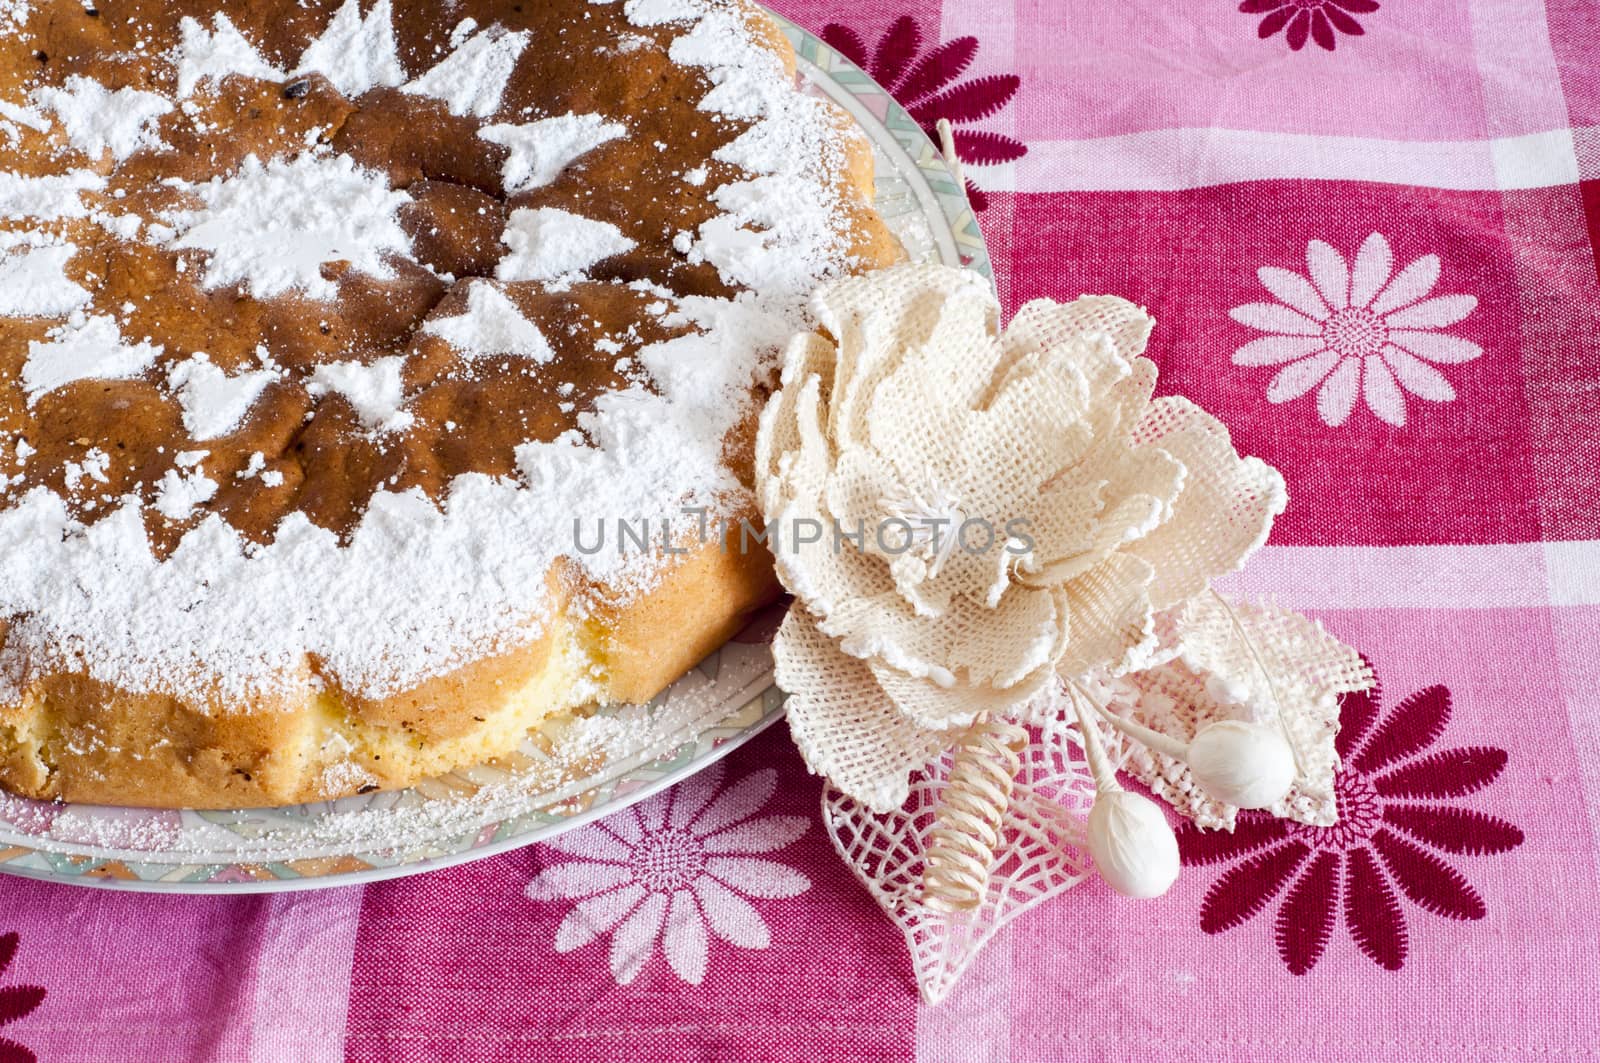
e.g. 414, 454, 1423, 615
820, 704, 1095, 1005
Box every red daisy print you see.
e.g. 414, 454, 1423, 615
0, 933, 44, 1063
1240, 0, 1380, 52
1178, 666, 1524, 974
820, 16, 1025, 210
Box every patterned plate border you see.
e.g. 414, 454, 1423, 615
0, 14, 991, 894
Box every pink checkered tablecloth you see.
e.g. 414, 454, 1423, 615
4, 0, 1600, 1059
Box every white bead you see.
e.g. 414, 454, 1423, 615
1087, 789, 1180, 899
1187, 720, 1297, 809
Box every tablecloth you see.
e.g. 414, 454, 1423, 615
3, 0, 1599, 1059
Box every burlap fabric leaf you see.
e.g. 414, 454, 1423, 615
757, 263, 1290, 813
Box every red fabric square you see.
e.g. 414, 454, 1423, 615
1005, 183, 1543, 546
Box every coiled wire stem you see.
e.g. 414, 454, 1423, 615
920, 713, 1028, 913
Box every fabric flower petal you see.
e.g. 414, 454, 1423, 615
1257, 7, 1294, 38
1362, 355, 1407, 426
1343, 846, 1407, 970
1335, 669, 1383, 759
667, 760, 726, 830
1383, 347, 1457, 402
1371, 829, 1485, 919
1233, 335, 1326, 367
692, 875, 772, 948
609, 891, 668, 984
552, 883, 646, 953
542, 825, 637, 862
690, 767, 778, 838
635, 786, 667, 833
1275, 850, 1340, 974
1267, 350, 1341, 402
1351, 684, 1451, 774
1349, 233, 1393, 309
1316, 357, 1361, 426
869, 651, 1055, 730
1125, 396, 1286, 610
1309, 8, 1336, 49
1285, 9, 1311, 49
1323, 4, 1365, 33
705, 856, 812, 898
1383, 294, 1477, 330
604, 808, 643, 845
1257, 266, 1330, 321
1381, 805, 1525, 856
1372, 747, 1507, 798
1198, 840, 1310, 933
828, 581, 1064, 694
663, 890, 709, 985
1230, 302, 1324, 336
700, 815, 809, 855
1055, 553, 1159, 678
1306, 240, 1350, 308
1177, 814, 1292, 865
1386, 332, 1482, 365
526, 859, 633, 901
1369, 254, 1440, 315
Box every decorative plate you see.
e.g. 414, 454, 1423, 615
0, 14, 992, 894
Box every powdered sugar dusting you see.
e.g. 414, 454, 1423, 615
496, 206, 636, 281
173, 14, 286, 99
423, 281, 555, 361
21, 314, 162, 405
32, 77, 173, 162
167, 354, 281, 440
0, 240, 91, 318
160, 153, 414, 299
0, 0, 870, 710
480, 113, 627, 193
0, 170, 105, 220
307, 357, 415, 433
402, 24, 529, 118
153, 465, 218, 520
646, 0, 855, 297
293, 0, 406, 98
0, 100, 49, 136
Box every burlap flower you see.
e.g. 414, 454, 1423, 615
756, 264, 1288, 812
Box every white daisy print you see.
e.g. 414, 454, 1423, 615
1230, 232, 1481, 427
526, 761, 810, 985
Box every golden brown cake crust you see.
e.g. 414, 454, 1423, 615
0, 0, 902, 807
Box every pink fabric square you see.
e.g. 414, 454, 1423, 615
1008, 0, 1515, 141
0, 886, 265, 1062
1546, 0, 1600, 127
1008, 182, 1544, 546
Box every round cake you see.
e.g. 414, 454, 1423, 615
0, 0, 899, 807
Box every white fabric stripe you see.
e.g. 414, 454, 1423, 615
1545, 540, 1600, 608
1468, 0, 1571, 140
1214, 541, 1600, 611
991, 127, 1582, 193
247, 889, 364, 1063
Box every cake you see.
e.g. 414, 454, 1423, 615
0, 0, 900, 807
